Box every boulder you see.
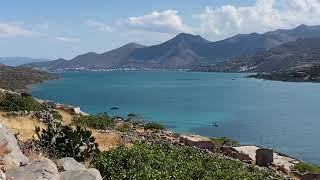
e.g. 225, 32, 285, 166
6, 158, 59, 180
0, 170, 5, 180
180, 135, 215, 151
60, 168, 102, 180
256, 148, 273, 166
56, 157, 85, 171
221, 146, 253, 164
0, 123, 28, 169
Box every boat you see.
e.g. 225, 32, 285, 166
110, 106, 119, 110
210, 122, 218, 127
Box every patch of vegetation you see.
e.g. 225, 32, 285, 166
93, 143, 283, 180
72, 112, 114, 130
144, 122, 165, 130
115, 122, 132, 132
51, 110, 62, 120
35, 121, 99, 162
211, 137, 240, 147
0, 65, 57, 91
0, 93, 45, 112
293, 162, 320, 174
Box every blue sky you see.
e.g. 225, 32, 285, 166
0, 0, 319, 59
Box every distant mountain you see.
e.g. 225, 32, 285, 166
0, 57, 50, 67
23, 25, 320, 71
194, 38, 320, 73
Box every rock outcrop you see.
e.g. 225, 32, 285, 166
6, 158, 59, 180
6, 157, 102, 180
57, 157, 102, 180
256, 148, 273, 166
0, 123, 28, 169
180, 135, 215, 151
56, 157, 85, 171
60, 168, 102, 180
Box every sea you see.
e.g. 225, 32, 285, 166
30, 71, 320, 165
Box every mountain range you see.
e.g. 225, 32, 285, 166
194, 38, 320, 73
0, 57, 50, 67
23, 24, 320, 71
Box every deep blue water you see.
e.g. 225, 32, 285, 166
30, 71, 320, 165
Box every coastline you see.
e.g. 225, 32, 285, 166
3, 80, 320, 178
26, 72, 317, 163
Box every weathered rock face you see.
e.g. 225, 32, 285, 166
60, 168, 103, 180
300, 172, 320, 180
220, 146, 253, 164
0, 123, 28, 169
256, 148, 273, 166
57, 157, 102, 180
0, 170, 5, 180
180, 135, 215, 151
6, 158, 59, 180
56, 157, 85, 171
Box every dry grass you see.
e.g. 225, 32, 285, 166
0, 110, 125, 151
56, 109, 73, 125
0, 112, 46, 142
92, 131, 123, 151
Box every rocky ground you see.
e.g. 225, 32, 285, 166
0, 123, 102, 180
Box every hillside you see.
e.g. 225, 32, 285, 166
23, 25, 320, 71
0, 65, 57, 91
193, 38, 320, 82
194, 38, 320, 72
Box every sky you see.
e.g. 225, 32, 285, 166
1, 0, 320, 59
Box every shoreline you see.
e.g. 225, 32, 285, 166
3, 85, 320, 178
26, 73, 317, 165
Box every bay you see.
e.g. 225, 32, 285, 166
30, 71, 320, 165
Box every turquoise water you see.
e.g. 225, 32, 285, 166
30, 71, 320, 165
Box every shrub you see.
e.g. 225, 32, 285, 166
35, 121, 99, 162
144, 122, 164, 130
51, 110, 62, 120
115, 122, 132, 132
0, 93, 45, 112
293, 163, 320, 174
93, 143, 283, 180
73, 112, 114, 130
210, 137, 240, 147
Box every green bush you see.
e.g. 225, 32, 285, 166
73, 112, 114, 129
143, 122, 164, 130
211, 137, 240, 147
293, 163, 320, 174
115, 122, 132, 132
0, 93, 45, 112
35, 121, 99, 162
93, 143, 282, 180
51, 110, 62, 120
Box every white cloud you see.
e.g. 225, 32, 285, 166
120, 30, 173, 45
86, 20, 115, 32
0, 22, 35, 37
125, 10, 190, 34
55, 36, 80, 43
195, 0, 320, 41
37, 23, 49, 30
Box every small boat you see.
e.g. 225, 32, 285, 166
110, 106, 119, 110
210, 122, 218, 127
